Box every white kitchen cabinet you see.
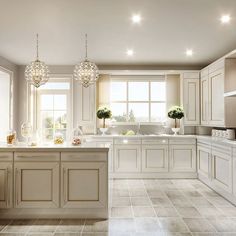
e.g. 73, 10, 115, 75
169, 144, 196, 172
61, 162, 108, 208
208, 68, 225, 126
197, 141, 212, 182
77, 83, 96, 132
142, 145, 168, 172
114, 144, 141, 173
200, 71, 209, 125
182, 72, 200, 125
0, 162, 12, 208
211, 144, 232, 193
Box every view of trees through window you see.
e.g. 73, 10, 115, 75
110, 80, 166, 122
37, 81, 70, 142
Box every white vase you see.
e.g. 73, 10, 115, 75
100, 128, 108, 135
172, 128, 180, 135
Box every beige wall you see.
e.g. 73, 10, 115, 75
0, 56, 19, 132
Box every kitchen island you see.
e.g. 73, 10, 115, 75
0, 142, 109, 219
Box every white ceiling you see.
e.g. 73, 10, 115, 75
0, 0, 236, 67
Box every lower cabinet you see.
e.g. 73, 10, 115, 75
114, 145, 141, 173
197, 142, 211, 181
61, 162, 108, 208
0, 162, 13, 208
142, 145, 168, 172
14, 162, 60, 208
211, 146, 232, 193
169, 144, 196, 172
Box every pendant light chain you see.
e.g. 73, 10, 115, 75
85, 33, 88, 60
36, 33, 39, 60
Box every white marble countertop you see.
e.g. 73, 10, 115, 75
0, 141, 110, 152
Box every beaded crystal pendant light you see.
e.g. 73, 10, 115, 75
74, 34, 99, 87
25, 34, 49, 88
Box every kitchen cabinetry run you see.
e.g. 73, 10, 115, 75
0, 153, 13, 208
200, 68, 209, 125
182, 72, 200, 125
0, 147, 109, 219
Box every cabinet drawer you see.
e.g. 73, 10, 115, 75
169, 138, 196, 145
114, 138, 141, 145
15, 152, 60, 161
142, 139, 168, 145
0, 152, 13, 161
61, 152, 108, 162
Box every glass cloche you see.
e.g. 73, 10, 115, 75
71, 127, 83, 145
21, 122, 33, 145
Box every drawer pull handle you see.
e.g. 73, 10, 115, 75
63, 168, 67, 204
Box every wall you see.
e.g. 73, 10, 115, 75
0, 56, 18, 133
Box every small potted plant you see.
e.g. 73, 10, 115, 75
168, 106, 184, 135
97, 106, 112, 135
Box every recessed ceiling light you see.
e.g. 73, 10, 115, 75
132, 14, 141, 24
221, 14, 231, 24
186, 49, 193, 56
127, 49, 134, 56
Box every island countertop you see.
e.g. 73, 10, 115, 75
0, 141, 110, 152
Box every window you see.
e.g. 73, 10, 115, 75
0, 68, 12, 141
36, 79, 71, 142
110, 79, 166, 123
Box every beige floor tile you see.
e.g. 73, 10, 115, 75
29, 219, 60, 233
196, 206, 224, 217
207, 217, 236, 232
182, 190, 202, 197
83, 219, 109, 233
112, 197, 131, 207
175, 207, 201, 218
218, 207, 236, 217
112, 189, 130, 197
134, 218, 160, 232
158, 217, 189, 233
132, 206, 156, 217
56, 219, 84, 233
150, 197, 172, 206
168, 196, 193, 207
0, 220, 12, 232
183, 218, 216, 233
131, 197, 151, 206
111, 207, 133, 218
2, 219, 35, 233
109, 218, 135, 233
129, 189, 147, 197
147, 189, 166, 197
207, 196, 234, 207
154, 207, 179, 217
189, 197, 213, 207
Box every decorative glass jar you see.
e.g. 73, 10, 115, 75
6, 130, 16, 145
71, 127, 83, 145
54, 132, 64, 145
21, 122, 33, 145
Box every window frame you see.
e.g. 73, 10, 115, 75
35, 77, 73, 142
110, 77, 166, 125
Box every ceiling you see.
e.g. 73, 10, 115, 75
0, 0, 236, 67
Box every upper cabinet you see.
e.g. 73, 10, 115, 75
200, 60, 225, 127
182, 72, 200, 125
76, 83, 96, 133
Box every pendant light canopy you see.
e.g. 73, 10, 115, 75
74, 34, 99, 88
25, 34, 50, 88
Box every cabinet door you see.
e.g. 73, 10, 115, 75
183, 78, 200, 125
61, 162, 108, 208
0, 162, 12, 208
14, 162, 59, 208
169, 145, 196, 172
142, 145, 168, 172
114, 145, 141, 173
212, 149, 232, 193
201, 76, 209, 125
77, 83, 96, 127
197, 145, 211, 180
208, 68, 225, 126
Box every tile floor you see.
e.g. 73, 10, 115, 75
1, 179, 236, 235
